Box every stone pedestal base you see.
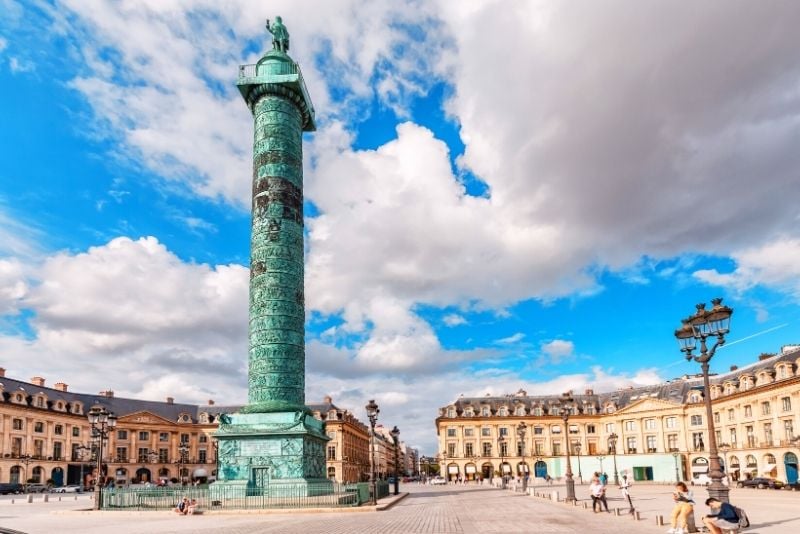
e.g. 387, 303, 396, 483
214, 409, 331, 496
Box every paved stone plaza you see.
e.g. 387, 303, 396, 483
0, 483, 798, 533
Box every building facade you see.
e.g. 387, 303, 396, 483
435, 346, 800, 485
0, 373, 402, 488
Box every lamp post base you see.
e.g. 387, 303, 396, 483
565, 477, 576, 502
93, 485, 102, 510
707, 481, 730, 503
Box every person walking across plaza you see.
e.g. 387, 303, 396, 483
666, 482, 694, 534
619, 474, 634, 514
590, 476, 609, 513
702, 497, 740, 534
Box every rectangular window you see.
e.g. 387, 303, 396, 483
552, 442, 561, 456
746, 425, 755, 447
159, 432, 169, 441
644, 419, 656, 430
764, 423, 773, 444
782, 397, 791, 412
605, 423, 615, 433
588, 442, 597, 455
516, 442, 524, 456
586, 424, 596, 434
33, 439, 44, 457
533, 426, 543, 435
569, 424, 579, 434
482, 442, 492, 456
447, 428, 456, 437
54, 424, 63, 435
464, 442, 474, 457
665, 417, 677, 429
624, 420, 635, 431
667, 434, 678, 451
646, 435, 657, 452
499, 427, 508, 437
728, 409, 734, 421
715, 430, 722, 443
784, 420, 794, 440
180, 433, 190, 444
690, 415, 702, 426
11, 437, 22, 456
117, 430, 128, 440
744, 405, 752, 418
626, 436, 637, 453
12, 418, 23, 430
714, 412, 720, 423
34, 422, 44, 433
138, 431, 149, 441
198, 449, 207, 463
116, 447, 127, 462
499, 442, 508, 457
481, 427, 491, 437
761, 402, 771, 415
464, 427, 474, 437
138, 447, 149, 462
534, 442, 544, 455
159, 448, 168, 463
730, 428, 737, 445
327, 446, 336, 460
692, 432, 705, 451
447, 443, 456, 457
72, 427, 80, 437
53, 442, 63, 460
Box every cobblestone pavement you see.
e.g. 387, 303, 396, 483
0, 483, 797, 533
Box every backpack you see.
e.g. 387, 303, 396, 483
735, 506, 750, 529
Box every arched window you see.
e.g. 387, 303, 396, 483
764, 453, 776, 465
31, 466, 43, 483
745, 455, 757, 468
327, 466, 336, 479
481, 407, 490, 417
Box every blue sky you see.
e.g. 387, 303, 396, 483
1, 1, 799, 452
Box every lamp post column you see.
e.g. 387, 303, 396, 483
575, 443, 583, 484
561, 393, 576, 502
87, 406, 117, 511
498, 436, 506, 489
517, 422, 528, 493
608, 433, 619, 486
390, 426, 400, 496
672, 452, 681, 483
674, 298, 733, 503
365, 399, 379, 505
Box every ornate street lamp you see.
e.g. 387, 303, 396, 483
608, 432, 619, 486
174, 443, 189, 485
365, 399, 380, 505
575, 443, 583, 483
498, 435, 507, 488
672, 451, 681, 483
596, 455, 605, 475
390, 426, 400, 496
516, 422, 528, 492
19, 454, 32, 490
675, 297, 733, 502
560, 392, 576, 502
76, 444, 91, 490
718, 443, 731, 484
87, 405, 117, 510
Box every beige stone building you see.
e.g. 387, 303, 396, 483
435, 346, 800, 485
309, 396, 371, 483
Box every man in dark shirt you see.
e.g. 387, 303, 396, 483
702, 497, 739, 534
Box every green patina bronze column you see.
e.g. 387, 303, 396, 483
213, 16, 329, 497
241, 16, 313, 414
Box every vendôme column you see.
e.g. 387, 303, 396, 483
214, 16, 329, 495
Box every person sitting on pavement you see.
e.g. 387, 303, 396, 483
667, 482, 694, 534
174, 497, 189, 515
187, 498, 198, 515
702, 497, 740, 534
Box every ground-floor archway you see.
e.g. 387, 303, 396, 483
31, 466, 43, 483
465, 462, 477, 480
500, 462, 512, 476
115, 468, 128, 484
446, 463, 460, 481
481, 462, 493, 480
136, 467, 152, 483
517, 462, 529, 476
784, 452, 798, 484
534, 460, 547, 478
10, 466, 20, 484
51, 467, 64, 487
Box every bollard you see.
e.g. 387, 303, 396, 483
656, 515, 664, 526
614, 508, 621, 516
10, 499, 14, 504
583, 502, 589, 509
551, 491, 559, 502
26, 494, 33, 503
43, 494, 48, 503
634, 511, 641, 521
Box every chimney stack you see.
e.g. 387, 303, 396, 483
31, 376, 45, 387
729, 365, 738, 372
207, 399, 215, 406
0, 367, 5, 378
54, 382, 68, 392
758, 353, 774, 361
585, 388, 594, 395
166, 397, 174, 405
99, 390, 114, 398
323, 395, 333, 404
